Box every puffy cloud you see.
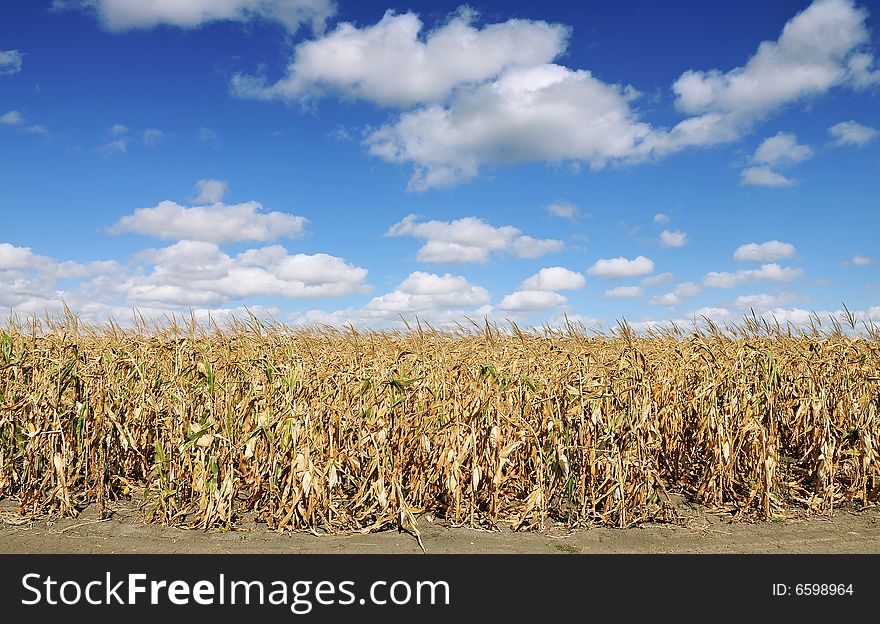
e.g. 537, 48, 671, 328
604, 286, 643, 298
193, 178, 228, 203
0, 50, 22, 76
851, 255, 873, 266
642, 272, 674, 287
126, 241, 368, 306
650, 282, 701, 306
366, 63, 654, 190
734, 292, 801, 310
671, 0, 876, 120
704, 263, 803, 288
498, 290, 566, 311
142, 128, 168, 147
519, 267, 585, 291
97, 138, 129, 156
740, 166, 795, 187
0, 242, 123, 313
653, 213, 670, 225
0, 110, 23, 126
386, 214, 562, 263
545, 200, 579, 219
292, 271, 490, 327
232, 8, 569, 107
110, 123, 128, 135
24, 125, 49, 135
829, 120, 878, 146
198, 127, 221, 148
109, 199, 307, 244
67, 0, 335, 33
733, 240, 797, 262
587, 256, 654, 279
752, 132, 813, 166
365, 271, 489, 313
659, 229, 687, 248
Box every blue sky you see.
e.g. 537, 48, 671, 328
1, 0, 878, 329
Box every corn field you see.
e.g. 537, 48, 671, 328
1, 313, 879, 533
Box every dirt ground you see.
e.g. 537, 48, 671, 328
1, 495, 879, 554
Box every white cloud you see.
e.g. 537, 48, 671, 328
366, 63, 654, 190
386, 214, 562, 263
649, 282, 701, 306
734, 292, 801, 310
671, 0, 876, 121
232, 8, 569, 108
734, 240, 797, 262
740, 166, 795, 187
752, 132, 813, 166
604, 286, 643, 298
0, 50, 22, 76
24, 125, 49, 135
198, 127, 220, 148
193, 178, 228, 203
366, 271, 489, 313
659, 229, 687, 248
292, 271, 490, 327
69, 0, 335, 33
142, 128, 168, 147
653, 213, 670, 225
519, 267, 585, 291
851, 255, 873, 266
110, 199, 307, 244
545, 200, 579, 219
642, 272, 674, 287
587, 256, 654, 279
125, 241, 368, 306
704, 263, 803, 288
110, 123, 128, 135
97, 138, 129, 156
498, 290, 566, 311
0, 110, 23, 125
829, 120, 878, 146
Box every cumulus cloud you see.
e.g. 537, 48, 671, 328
65, 0, 335, 33
0, 242, 123, 313
292, 271, 490, 327
850, 255, 873, 266
671, 0, 877, 122
125, 241, 368, 306
752, 132, 813, 166
0, 110, 24, 126
704, 263, 803, 288
193, 178, 228, 203
366, 63, 654, 190
659, 229, 687, 248
0, 50, 22, 76
110, 199, 307, 244
604, 286, 643, 298
498, 290, 566, 311
587, 256, 654, 279
734, 292, 802, 310
232, 8, 569, 107
386, 214, 562, 263
740, 166, 795, 187
650, 282, 701, 306
365, 271, 489, 313
142, 128, 168, 147
642, 272, 674, 287
734, 240, 797, 262
519, 267, 585, 291
653, 213, 670, 225
545, 200, 579, 219
829, 120, 878, 146
97, 138, 129, 156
